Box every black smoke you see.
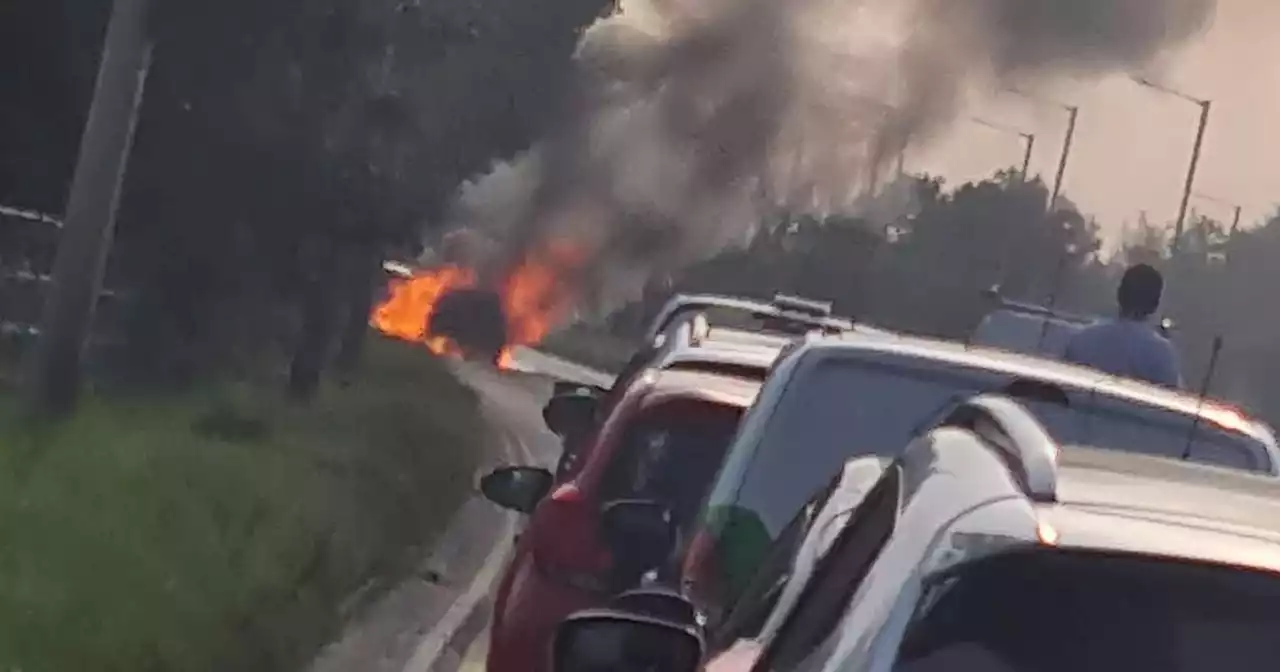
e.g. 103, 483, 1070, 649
444, 0, 1216, 313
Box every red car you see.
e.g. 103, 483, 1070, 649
478, 368, 761, 672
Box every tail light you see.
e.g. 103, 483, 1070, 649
530, 484, 612, 592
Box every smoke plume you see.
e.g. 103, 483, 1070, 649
445, 0, 1215, 311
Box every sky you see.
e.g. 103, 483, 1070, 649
913, 0, 1279, 245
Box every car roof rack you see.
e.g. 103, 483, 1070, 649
981, 285, 1093, 325
770, 293, 833, 317
648, 293, 850, 341
662, 312, 712, 351
935, 394, 1060, 502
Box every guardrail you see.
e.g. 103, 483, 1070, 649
1, 204, 125, 368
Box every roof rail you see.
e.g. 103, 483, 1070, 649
771, 293, 832, 317
665, 312, 711, 351
981, 286, 1092, 325
937, 394, 1060, 502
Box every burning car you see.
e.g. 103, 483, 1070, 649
371, 242, 580, 367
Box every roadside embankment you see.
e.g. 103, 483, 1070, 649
0, 335, 483, 672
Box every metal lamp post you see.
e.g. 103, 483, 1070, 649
1132, 76, 1212, 257
1192, 192, 1243, 234
971, 117, 1036, 181
1007, 89, 1079, 212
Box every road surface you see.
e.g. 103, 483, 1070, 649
307, 346, 613, 672
455, 347, 615, 672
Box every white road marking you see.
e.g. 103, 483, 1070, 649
401, 431, 533, 672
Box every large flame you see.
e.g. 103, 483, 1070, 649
371, 242, 583, 368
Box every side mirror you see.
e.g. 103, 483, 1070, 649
543, 390, 600, 437
552, 610, 703, 672
599, 499, 676, 571
479, 466, 554, 514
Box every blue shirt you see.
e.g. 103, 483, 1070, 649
1063, 318, 1183, 389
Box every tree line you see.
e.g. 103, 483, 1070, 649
0, 0, 611, 402
5, 1, 1278, 427
615, 171, 1280, 426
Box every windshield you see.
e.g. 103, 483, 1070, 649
694, 355, 1272, 608
892, 550, 1280, 672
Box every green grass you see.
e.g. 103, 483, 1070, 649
0, 335, 484, 672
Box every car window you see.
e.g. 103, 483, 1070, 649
600, 401, 745, 528
1018, 395, 1267, 471
710, 468, 846, 649
760, 466, 901, 671
694, 354, 1275, 617
891, 549, 1280, 672
721, 359, 993, 539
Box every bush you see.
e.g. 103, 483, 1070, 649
0, 335, 482, 672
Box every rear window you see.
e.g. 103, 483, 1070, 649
1022, 395, 1268, 472
895, 550, 1280, 672
704, 356, 1271, 545
601, 401, 745, 528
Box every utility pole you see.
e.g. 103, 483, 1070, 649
1048, 106, 1078, 212
26, 0, 153, 416
1172, 100, 1212, 256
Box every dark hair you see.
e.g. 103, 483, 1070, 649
1117, 263, 1163, 318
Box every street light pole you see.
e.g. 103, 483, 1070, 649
1172, 100, 1211, 255
969, 117, 1036, 181
1132, 77, 1212, 258
1048, 106, 1078, 212
25, 0, 153, 416
1019, 132, 1035, 181
1005, 89, 1079, 210
1191, 192, 1244, 235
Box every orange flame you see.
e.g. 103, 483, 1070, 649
500, 240, 583, 346
371, 242, 583, 368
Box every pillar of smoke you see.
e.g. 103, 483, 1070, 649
445, 0, 1215, 314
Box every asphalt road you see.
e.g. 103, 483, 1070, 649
455, 347, 616, 672
307, 346, 613, 672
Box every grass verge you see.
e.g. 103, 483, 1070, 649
0, 335, 483, 672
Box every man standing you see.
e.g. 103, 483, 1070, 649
1064, 264, 1183, 388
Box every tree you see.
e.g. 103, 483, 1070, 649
1, 0, 614, 400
